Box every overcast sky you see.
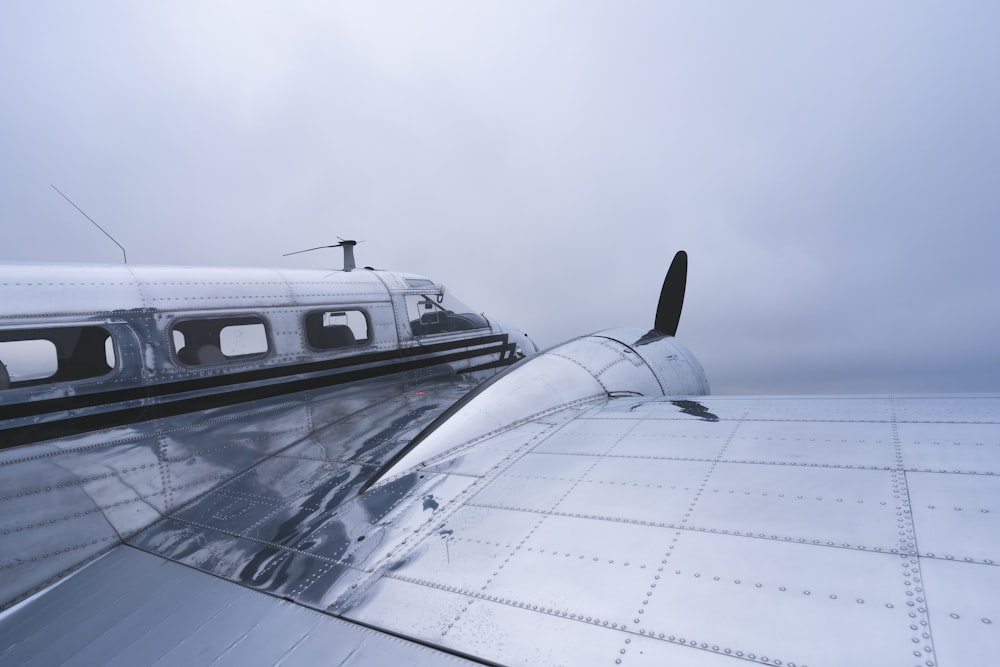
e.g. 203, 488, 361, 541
2, 2, 998, 394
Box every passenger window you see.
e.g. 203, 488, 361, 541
305, 310, 370, 350
0, 326, 116, 387
220, 323, 269, 357
173, 316, 269, 365
0, 339, 58, 383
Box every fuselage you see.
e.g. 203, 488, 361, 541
0, 261, 707, 614
0, 263, 535, 449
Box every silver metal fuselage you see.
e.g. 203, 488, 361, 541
0, 263, 706, 621
0, 264, 517, 605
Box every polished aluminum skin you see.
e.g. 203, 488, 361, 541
0, 264, 532, 428
133, 339, 999, 666
2, 260, 998, 667
0, 546, 481, 666
343, 393, 1000, 666
0, 263, 529, 608
371, 327, 709, 486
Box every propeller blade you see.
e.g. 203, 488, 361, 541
653, 250, 687, 336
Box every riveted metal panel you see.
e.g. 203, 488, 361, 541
557, 459, 713, 526
551, 335, 663, 397
485, 549, 654, 631
908, 472, 1000, 563
0, 264, 145, 317
641, 542, 916, 666
0, 546, 478, 667
348, 576, 480, 642
615, 632, 770, 666
724, 419, 897, 468
0, 506, 118, 605
442, 593, 742, 667
469, 470, 582, 514
277, 268, 391, 306
6, 384, 999, 666
606, 418, 730, 460
385, 505, 543, 593
522, 514, 681, 572
442, 584, 631, 667
423, 420, 560, 477
131, 266, 294, 310
337, 394, 1000, 665
379, 353, 608, 478
345, 472, 482, 569
898, 422, 1000, 474
921, 558, 1000, 666
894, 395, 1000, 422
534, 416, 641, 454
694, 463, 901, 550
595, 396, 756, 421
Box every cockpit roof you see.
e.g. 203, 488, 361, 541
0, 264, 436, 317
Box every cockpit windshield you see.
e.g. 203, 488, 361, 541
405, 290, 489, 337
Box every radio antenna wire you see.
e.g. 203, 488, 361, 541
51, 184, 127, 264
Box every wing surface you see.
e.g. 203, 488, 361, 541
0, 546, 483, 667
336, 393, 1000, 666
4, 392, 999, 666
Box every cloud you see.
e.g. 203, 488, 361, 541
1, 1, 998, 393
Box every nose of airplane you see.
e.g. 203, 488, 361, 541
491, 318, 538, 359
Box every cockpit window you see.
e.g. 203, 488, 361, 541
0, 326, 116, 388
406, 292, 488, 337
172, 316, 269, 365
305, 310, 371, 350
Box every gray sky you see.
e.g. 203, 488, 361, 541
2, 2, 998, 394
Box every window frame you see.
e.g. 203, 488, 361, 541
0, 324, 118, 388
303, 308, 373, 352
169, 314, 272, 367
404, 293, 489, 338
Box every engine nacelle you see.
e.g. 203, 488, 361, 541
366, 327, 709, 487
595, 327, 709, 397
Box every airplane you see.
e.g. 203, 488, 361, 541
0, 244, 996, 666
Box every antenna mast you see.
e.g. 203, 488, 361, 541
51, 185, 127, 264
283, 239, 359, 272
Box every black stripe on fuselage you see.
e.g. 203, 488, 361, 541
0, 334, 511, 450
0, 334, 508, 420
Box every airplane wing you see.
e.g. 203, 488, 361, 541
6, 390, 998, 665
332, 392, 999, 667
1, 254, 997, 666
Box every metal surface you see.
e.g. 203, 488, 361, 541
2, 259, 998, 666
368, 328, 709, 489
121, 394, 1000, 666
0, 546, 482, 667
0, 372, 475, 609
0, 261, 529, 609
335, 394, 1000, 666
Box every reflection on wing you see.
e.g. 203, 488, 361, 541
0, 547, 484, 667
355, 394, 1000, 666
115, 395, 1000, 665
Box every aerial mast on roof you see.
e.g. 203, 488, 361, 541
51, 185, 128, 264
283, 239, 359, 272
